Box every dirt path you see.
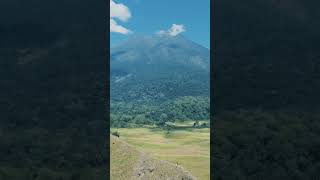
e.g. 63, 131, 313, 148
132, 152, 196, 180
111, 135, 197, 180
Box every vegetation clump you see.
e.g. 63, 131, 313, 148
213, 110, 320, 179
111, 131, 120, 137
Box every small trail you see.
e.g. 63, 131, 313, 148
132, 152, 153, 179
111, 135, 197, 180
132, 151, 196, 180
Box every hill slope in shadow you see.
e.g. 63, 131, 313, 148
0, 0, 108, 179
213, 0, 320, 111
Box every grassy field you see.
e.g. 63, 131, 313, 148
110, 136, 141, 179
111, 121, 210, 180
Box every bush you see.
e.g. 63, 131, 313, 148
111, 131, 120, 137
200, 123, 208, 128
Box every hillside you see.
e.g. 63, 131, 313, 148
111, 34, 209, 103
110, 35, 210, 127
110, 135, 196, 180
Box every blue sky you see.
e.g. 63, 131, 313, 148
110, 0, 210, 48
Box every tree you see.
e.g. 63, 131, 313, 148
156, 113, 168, 127
193, 120, 200, 127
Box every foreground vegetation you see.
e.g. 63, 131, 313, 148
213, 110, 320, 180
111, 121, 210, 180
0, 126, 107, 180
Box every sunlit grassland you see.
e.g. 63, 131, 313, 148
110, 136, 140, 180
111, 121, 210, 180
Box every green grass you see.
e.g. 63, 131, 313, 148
110, 136, 140, 180
111, 122, 210, 180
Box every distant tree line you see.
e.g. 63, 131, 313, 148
110, 96, 210, 128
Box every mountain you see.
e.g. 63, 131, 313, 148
110, 34, 210, 104
110, 35, 210, 127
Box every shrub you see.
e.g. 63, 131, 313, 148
111, 131, 120, 137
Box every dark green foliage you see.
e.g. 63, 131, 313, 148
200, 123, 208, 128
110, 96, 209, 128
193, 120, 200, 127
213, 110, 320, 180
213, 0, 320, 111
213, 1, 320, 179
0, 0, 108, 178
111, 131, 120, 137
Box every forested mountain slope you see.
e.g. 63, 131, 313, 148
110, 35, 210, 127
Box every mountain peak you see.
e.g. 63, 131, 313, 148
112, 33, 185, 46
111, 33, 210, 76
112, 33, 208, 53
110, 33, 209, 104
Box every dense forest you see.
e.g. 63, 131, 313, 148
214, 110, 320, 180
0, 0, 108, 179
213, 0, 320, 111
111, 96, 209, 127
213, 0, 320, 179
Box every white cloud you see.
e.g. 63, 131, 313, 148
110, 19, 132, 34
168, 24, 186, 36
110, 0, 131, 21
156, 24, 186, 36
110, 0, 132, 35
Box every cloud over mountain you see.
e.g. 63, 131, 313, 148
157, 24, 186, 36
